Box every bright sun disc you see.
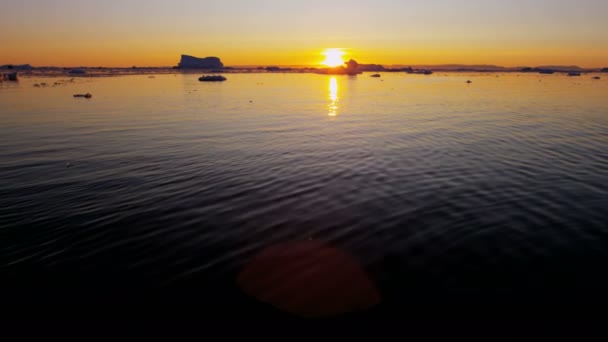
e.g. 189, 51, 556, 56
322, 49, 345, 67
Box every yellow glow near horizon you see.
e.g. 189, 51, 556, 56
1, 2, 607, 68
322, 49, 346, 67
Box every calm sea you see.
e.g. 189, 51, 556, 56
2, 72, 608, 322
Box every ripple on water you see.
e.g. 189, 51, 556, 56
1, 73, 608, 307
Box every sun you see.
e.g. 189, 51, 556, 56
322, 49, 346, 67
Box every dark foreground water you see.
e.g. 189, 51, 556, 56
2, 73, 608, 331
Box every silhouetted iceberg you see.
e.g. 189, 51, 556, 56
602, 68, 608, 73
345, 59, 360, 74
68, 69, 87, 75
178, 55, 224, 69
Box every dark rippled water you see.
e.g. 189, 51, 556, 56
2, 73, 608, 318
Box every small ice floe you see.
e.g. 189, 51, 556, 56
466, 80, 472, 84
199, 75, 227, 82
370, 74, 381, 78
65, 162, 73, 168
73, 93, 92, 98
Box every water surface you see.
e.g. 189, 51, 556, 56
2, 72, 608, 311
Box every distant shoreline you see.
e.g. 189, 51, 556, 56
4, 66, 606, 78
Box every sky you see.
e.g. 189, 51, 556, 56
2, 0, 608, 67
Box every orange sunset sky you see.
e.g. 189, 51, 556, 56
2, 0, 607, 68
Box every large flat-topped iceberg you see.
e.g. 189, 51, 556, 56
178, 55, 224, 69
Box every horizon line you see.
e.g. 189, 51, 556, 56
2, 63, 607, 70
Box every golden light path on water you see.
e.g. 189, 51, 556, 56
328, 77, 338, 117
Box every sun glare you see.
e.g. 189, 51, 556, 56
322, 49, 345, 67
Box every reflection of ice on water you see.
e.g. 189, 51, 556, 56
328, 77, 338, 116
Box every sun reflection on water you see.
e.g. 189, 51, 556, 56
328, 77, 338, 117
